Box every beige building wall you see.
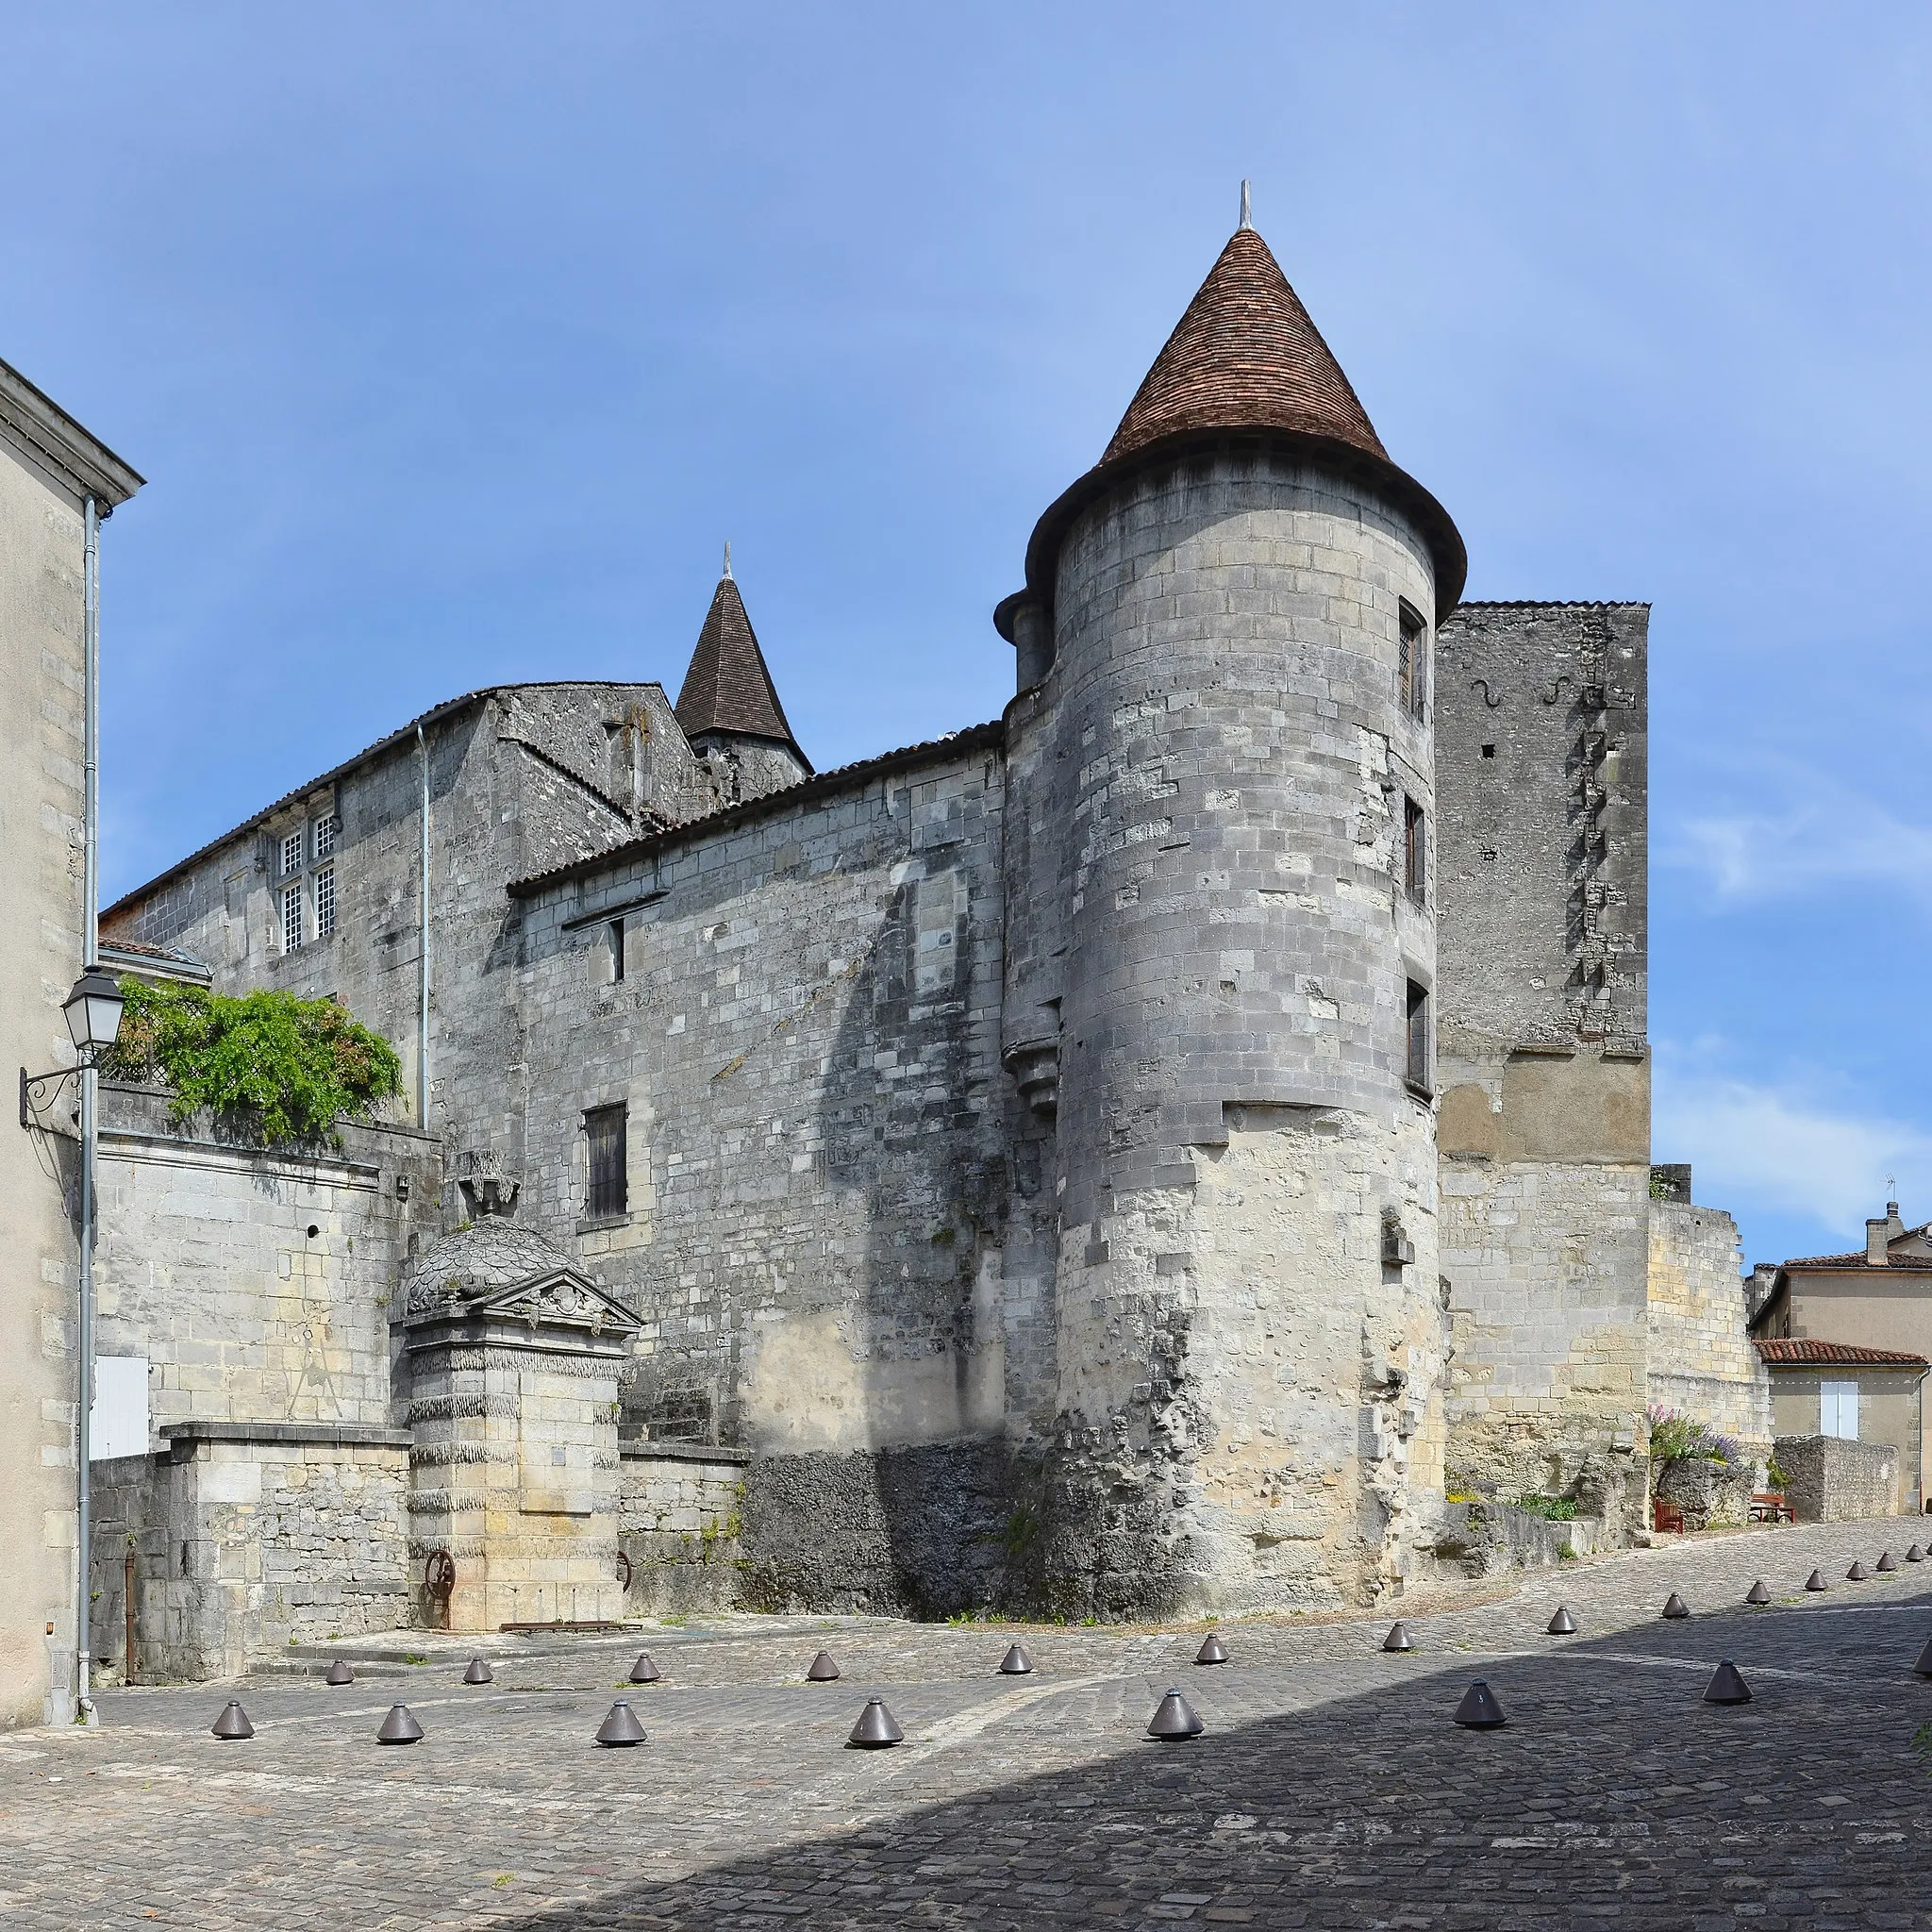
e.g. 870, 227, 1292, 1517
1766, 1367, 1924, 1512
0, 360, 141, 1727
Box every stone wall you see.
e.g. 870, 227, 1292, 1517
1434, 604, 1652, 1527
92, 1424, 409, 1682
1648, 1196, 1771, 1451
619, 1443, 749, 1612
1774, 1433, 1900, 1523
506, 733, 1012, 1516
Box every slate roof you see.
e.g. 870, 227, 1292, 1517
1755, 1339, 1929, 1368
1102, 226, 1388, 469
674, 573, 804, 761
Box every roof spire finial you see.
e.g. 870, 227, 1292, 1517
722, 539, 733, 581
1239, 179, 1252, 230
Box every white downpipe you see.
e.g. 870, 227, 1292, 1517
75, 495, 100, 1724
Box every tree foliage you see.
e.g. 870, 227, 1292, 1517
105, 979, 403, 1146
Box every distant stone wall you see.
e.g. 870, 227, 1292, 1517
619, 1443, 749, 1613
1774, 1433, 1899, 1523
92, 1425, 410, 1682
1648, 1199, 1771, 1450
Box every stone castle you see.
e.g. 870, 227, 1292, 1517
84, 211, 1773, 1673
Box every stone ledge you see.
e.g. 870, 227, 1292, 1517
160, 1421, 413, 1458
620, 1441, 752, 1466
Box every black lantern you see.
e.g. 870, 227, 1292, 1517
62, 968, 124, 1062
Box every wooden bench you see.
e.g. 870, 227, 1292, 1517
1653, 1502, 1685, 1534
1750, 1491, 1796, 1524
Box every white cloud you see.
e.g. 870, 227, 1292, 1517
1653, 1056, 1932, 1238
1664, 781, 1932, 905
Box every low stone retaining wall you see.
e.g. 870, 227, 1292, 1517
619, 1442, 749, 1612
1774, 1434, 1899, 1523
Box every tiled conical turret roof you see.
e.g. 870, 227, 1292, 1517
674, 558, 800, 752
1101, 225, 1388, 467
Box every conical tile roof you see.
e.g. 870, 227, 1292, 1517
1102, 226, 1388, 468
675, 567, 800, 752
997, 217, 1466, 633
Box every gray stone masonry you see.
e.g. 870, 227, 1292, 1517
1649, 1194, 1772, 1451
1434, 603, 1653, 1523
619, 1443, 749, 1613
1776, 1432, 1900, 1522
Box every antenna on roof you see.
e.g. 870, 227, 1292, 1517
1239, 179, 1252, 230
722, 540, 733, 581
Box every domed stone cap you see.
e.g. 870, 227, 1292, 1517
1102, 226, 1388, 470
402, 1219, 576, 1316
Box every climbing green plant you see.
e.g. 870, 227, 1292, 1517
104, 979, 402, 1146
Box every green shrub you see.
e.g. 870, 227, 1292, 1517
1766, 1458, 1790, 1491
1513, 1493, 1577, 1522
105, 979, 402, 1146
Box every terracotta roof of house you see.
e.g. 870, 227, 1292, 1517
1778, 1245, 1932, 1273
1102, 226, 1388, 469
1755, 1339, 1929, 1368
995, 222, 1466, 639
674, 570, 805, 763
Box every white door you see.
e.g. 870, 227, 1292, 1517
1820, 1379, 1859, 1440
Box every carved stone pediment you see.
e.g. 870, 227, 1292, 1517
470, 1268, 641, 1339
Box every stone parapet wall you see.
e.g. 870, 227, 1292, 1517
619, 1442, 749, 1612
1774, 1433, 1899, 1523
92, 1427, 410, 1682
1647, 1199, 1771, 1450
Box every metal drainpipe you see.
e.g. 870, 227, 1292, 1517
416, 724, 430, 1126
76, 495, 100, 1724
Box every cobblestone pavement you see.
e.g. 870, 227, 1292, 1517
7, 1516, 1932, 1929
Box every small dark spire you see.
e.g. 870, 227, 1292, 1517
674, 558, 807, 765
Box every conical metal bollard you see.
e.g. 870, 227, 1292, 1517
1382, 1622, 1414, 1653
1546, 1606, 1577, 1636
629, 1654, 661, 1686
595, 1699, 647, 1746
324, 1659, 354, 1687
1805, 1569, 1828, 1592
210, 1699, 254, 1740
848, 1697, 904, 1748
998, 1643, 1034, 1676
1661, 1592, 1690, 1620
463, 1657, 492, 1685
1908, 1545, 1926, 1563
1848, 1560, 1870, 1581
376, 1703, 424, 1745
1195, 1633, 1229, 1665
1147, 1690, 1204, 1740
806, 1651, 841, 1682
1878, 1551, 1898, 1573
1914, 1635, 1932, 1678
1453, 1680, 1507, 1729
1703, 1659, 1752, 1706
1745, 1579, 1772, 1606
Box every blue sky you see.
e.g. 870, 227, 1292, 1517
6, 5, 1929, 1267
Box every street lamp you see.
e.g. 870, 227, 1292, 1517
62, 967, 123, 1062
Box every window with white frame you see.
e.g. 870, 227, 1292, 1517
1821, 1379, 1859, 1440
276, 805, 340, 953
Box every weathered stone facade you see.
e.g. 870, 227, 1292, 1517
83, 216, 1775, 1661
1648, 1191, 1772, 1454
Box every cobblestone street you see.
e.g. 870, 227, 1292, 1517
6, 1517, 1932, 1929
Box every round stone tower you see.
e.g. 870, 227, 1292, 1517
996, 205, 1467, 1615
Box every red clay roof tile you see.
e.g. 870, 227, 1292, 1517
1755, 1338, 1929, 1367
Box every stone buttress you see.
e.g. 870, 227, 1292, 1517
993, 217, 1469, 1612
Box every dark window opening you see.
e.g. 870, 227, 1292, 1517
609, 918, 625, 983
1403, 796, 1426, 907
1480, 742, 1495, 758
1405, 980, 1431, 1093
1397, 601, 1427, 723
585, 1104, 627, 1219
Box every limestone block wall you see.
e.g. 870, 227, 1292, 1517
1434, 603, 1653, 1527
1001, 448, 1452, 1614
619, 1443, 748, 1612
92, 1086, 441, 1437
1774, 1433, 1901, 1523
1647, 1198, 1772, 1450
92, 1426, 409, 1682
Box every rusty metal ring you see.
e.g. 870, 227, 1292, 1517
616, 1552, 632, 1591
424, 1549, 457, 1598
